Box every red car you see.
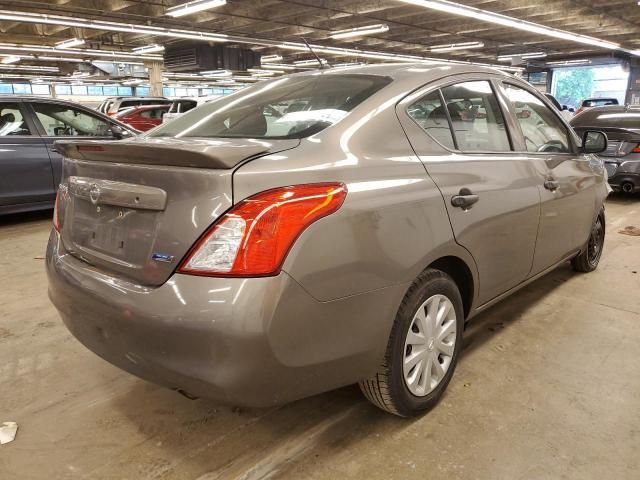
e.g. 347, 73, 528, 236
114, 104, 170, 132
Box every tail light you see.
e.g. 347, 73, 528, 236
53, 190, 62, 232
178, 183, 347, 277
631, 144, 640, 153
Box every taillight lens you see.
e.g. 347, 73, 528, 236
53, 190, 62, 232
178, 183, 347, 277
631, 144, 640, 153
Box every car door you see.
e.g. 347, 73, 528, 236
0, 100, 55, 210
398, 75, 541, 305
498, 82, 597, 275
25, 101, 120, 188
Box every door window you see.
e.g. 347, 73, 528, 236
440, 81, 511, 152
503, 84, 571, 153
140, 108, 165, 119
0, 103, 31, 136
32, 103, 114, 137
407, 90, 456, 149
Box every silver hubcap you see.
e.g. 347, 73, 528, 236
403, 294, 457, 397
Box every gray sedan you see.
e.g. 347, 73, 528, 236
0, 96, 135, 215
46, 64, 608, 416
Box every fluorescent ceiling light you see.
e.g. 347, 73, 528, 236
132, 44, 164, 54
430, 41, 484, 52
334, 62, 365, 67
248, 68, 285, 75
0, 64, 58, 71
200, 69, 231, 76
0, 10, 525, 71
329, 24, 389, 39
398, 0, 620, 50
260, 54, 283, 63
55, 38, 84, 48
497, 52, 547, 62
1, 55, 20, 64
546, 59, 591, 66
294, 58, 328, 66
0, 43, 162, 62
259, 63, 299, 70
166, 0, 226, 17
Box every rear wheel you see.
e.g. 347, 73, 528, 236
571, 211, 605, 273
621, 181, 635, 194
359, 269, 464, 417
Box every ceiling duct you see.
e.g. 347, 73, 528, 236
164, 43, 260, 72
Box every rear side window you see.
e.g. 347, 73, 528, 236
32, 103, 114, 137
407, 90, 456, 149
441, 81, 511, 152
140, 108, 166, 119
0, 103, 31, 136
119, 100, 139, 110
503, 84, 571, 153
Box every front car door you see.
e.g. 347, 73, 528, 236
398, 74, 541, 305
25, 101, 120, 188
497, 81, 602, 275
0, 100, 54, 212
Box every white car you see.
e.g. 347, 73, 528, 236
163, 95, 222, 123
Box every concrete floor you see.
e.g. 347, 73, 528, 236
1, 195, 639, 480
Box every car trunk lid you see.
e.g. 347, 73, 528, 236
55, 137, 299, 286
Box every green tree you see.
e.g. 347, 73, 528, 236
553, 68, 595, 109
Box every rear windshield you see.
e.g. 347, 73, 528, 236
149, 74, 392, 139
583, 98, 618, 107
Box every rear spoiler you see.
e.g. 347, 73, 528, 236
54, 138, 275, 169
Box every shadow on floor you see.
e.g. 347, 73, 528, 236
105, 262, 579, 478
0, 209, 53, 227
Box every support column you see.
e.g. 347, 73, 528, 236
625, 61, 640, 105
144, 60, 164, 97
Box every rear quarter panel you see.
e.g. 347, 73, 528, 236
233, 87, 478, 304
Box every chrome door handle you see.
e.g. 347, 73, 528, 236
544, 179, 559, 191
451, 188, 479, 209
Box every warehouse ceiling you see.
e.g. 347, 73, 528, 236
0, 0, 638, 79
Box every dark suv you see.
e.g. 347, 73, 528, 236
0, 96, 136, 215
571, 105, 640, 193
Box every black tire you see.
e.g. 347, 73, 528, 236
359, 269, 464, 417
571, 211, 605, 273
621, 181, 634, 194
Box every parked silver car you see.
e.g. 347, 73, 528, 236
0, 96, 136, 215
47, 64, 609, 416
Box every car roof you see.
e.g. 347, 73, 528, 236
244, 62, 515, 96
107, 96, 168, 101
126, 103, 171, 110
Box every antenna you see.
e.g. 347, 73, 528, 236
301, 37, 329, 69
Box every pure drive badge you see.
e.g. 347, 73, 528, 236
151, 253, 175, 263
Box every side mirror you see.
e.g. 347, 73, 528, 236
110, 124, 132, 139
582, 130, 607, 154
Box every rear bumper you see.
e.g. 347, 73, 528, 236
46, 230, 406, 407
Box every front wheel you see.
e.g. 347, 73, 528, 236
359, 269, 464, 417
571, 211, 605, 272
